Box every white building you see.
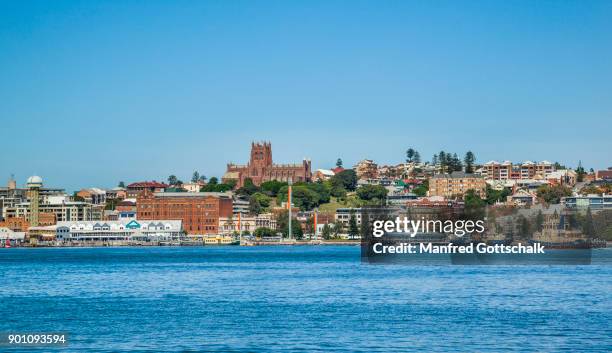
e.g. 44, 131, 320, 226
56, 219, 183, 242
0, 227, 26, 244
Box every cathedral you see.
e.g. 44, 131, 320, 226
224, 142, 312, 187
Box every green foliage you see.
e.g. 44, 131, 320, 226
236, 178, 259, 196
167, 175, 179, 185
412, 183, 428, 197
464, 189, 486, 220
260, 180, 287, 197
536, 185, 572, 204
583, 207, 596, 238
208, 177, 218, 185
105, 199, 118, 210
118, 181, 125, 188
276, 211, 304, 239
277, 182, 331, 211
406, 148, 416, 163
485, 186, 511, 205
322, 224, 332, 240
330, 170, 358, 191
336, 158, 343, 168
251, 192, 271, 208
348, 212, 359, 239
201, 182, 233, 192
356, 184, 388, 203
464, 151, 476, 173
191, 171, 200, 183
254, 227, 276, 238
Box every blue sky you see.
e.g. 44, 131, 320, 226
1, 0, 611, 191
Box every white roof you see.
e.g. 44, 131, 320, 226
316, 169, 335, 176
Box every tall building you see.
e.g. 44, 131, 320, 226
429, 172, 486, 198
224, 142, 312, 187
26, 175, 43, 227
137, 191, 233, 235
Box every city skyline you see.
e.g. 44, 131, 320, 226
1, 1, 611, 190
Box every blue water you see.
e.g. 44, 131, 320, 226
1, 246, 611, 352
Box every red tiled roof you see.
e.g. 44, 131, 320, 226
332, 167, 345, 174
127, 181, 169, 188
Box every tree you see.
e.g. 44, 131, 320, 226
464, 151, 476, 173
118, 181, 125, 188
583, 207, 596, 238
199, 175, 207, 182
249, 197, 261, 215
438, 151, 447, 172
519, 215, 531, 236
322, 224, 332, 240
236, 178, 259, 196
537, 185, 572, 204
576, 160, 586, 182
251, 192, 271, 208
535, 210, 544, 232
330, 170, 358, 191
356, 185, 388, 203
464, 189, 486, 220
254, 227, 276, 238
451, 153, 463, 172
208, 177, 218, 185
336, 158, 343, 168
413, 151, 421, 164
412, 184, 428, 197
191, 171, 200, 183
406, 148, 415, 163
348, 211, 359, 239
277, 211, 303, 239
260, 180, 287, 197
167, 175, 178, 185
432, 154, 439, 166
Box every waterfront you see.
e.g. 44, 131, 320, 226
1, 246, 611, 352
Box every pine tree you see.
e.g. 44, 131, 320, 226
348, 212, 359, 239
191, 171, 200, 183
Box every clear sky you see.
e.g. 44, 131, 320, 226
1, 0, 611, 191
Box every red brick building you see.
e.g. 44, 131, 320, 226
224, 142, 312, 187
137, 191, 233, 235
126, 181, 169, 198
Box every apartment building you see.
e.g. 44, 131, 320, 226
429, 172, 486, 198
482, 160, 554, 180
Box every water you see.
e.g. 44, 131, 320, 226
1, 246, 611, 352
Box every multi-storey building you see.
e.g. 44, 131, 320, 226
76, 188, 107, 205
126, 181, 169, 198
137, 191, 233, 235
353, 159, 378, 180
482, 160, 554, 181
595, 168, 612, 181
562, 194, 612, 210
219, 213, 277, 235
5, 200, 103, 223
429, 172, 486, 198
224, 142, 312, 187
